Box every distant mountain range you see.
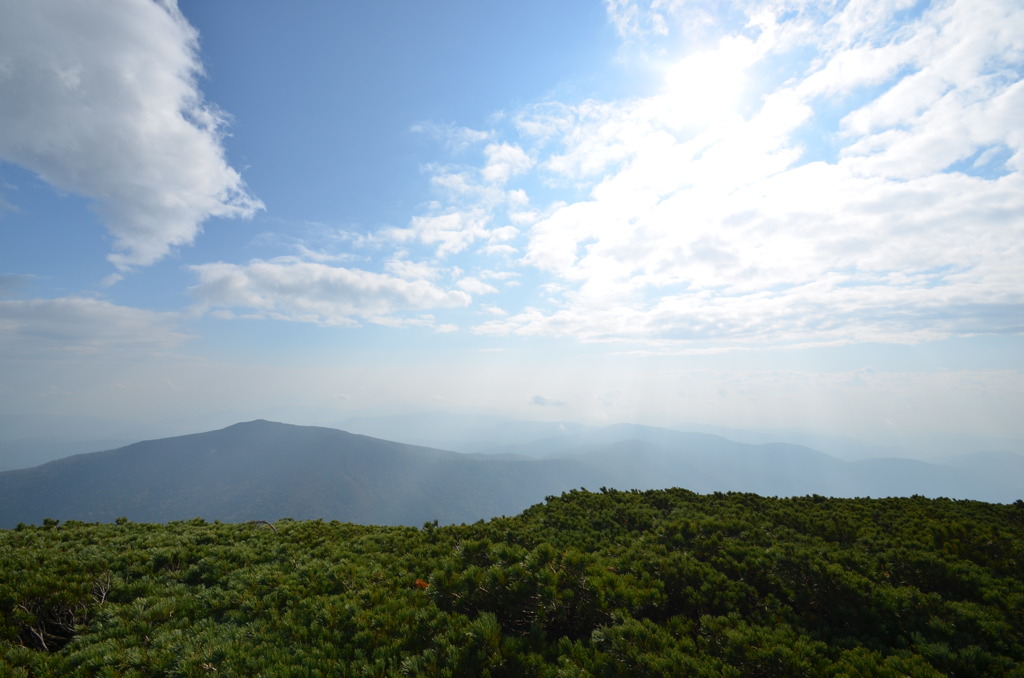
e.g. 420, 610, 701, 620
1, 419, 1021, 528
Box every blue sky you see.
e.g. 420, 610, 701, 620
1, 0, 1022, 455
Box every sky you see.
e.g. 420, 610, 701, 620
0, 0, 1022, 456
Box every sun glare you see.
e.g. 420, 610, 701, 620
662, 39, 753, 126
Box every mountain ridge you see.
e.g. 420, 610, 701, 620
0, 420, 609, 527
1, 419, 1020, 528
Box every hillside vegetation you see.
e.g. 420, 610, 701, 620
2, 489, 1023, 676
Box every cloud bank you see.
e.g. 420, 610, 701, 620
0, 0, 261, 270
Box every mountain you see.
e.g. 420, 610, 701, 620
483, 424, 843, 495
943, 450, 1024, 481
342, 412, 1024, 464
499, 425, 1024, 502
1, 420, 1020, 528
0, 420, 608, 528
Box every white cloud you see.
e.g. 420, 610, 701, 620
539, 99, 651, 181
410, 121, 491, 151
389, 132, 537, 261
0, 296, 188, 355
604, 0, 691, 39
384, 210, 491, 257
428, 0, 1024, 349
384, 256, 442, 281
481, 304, 508, 317
479, 270, 521, 281
0, 0, 262, 270
189, 258, 472, 326
482, 143, 533, 184
825, 0, 922, 49
456, 277, 498, 295
487, 225, 520, 242
479, 244, 518, 257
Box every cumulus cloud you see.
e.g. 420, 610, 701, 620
531, 395, 566, 407
385, 138, 534, 258
189, 258, 472, 326
384, 210, 492, 257
482, 143, 533, 184
0, 0, 262, 270
0, 296, 188, 355
456, 277, 499, 295
384, 256, 442, 281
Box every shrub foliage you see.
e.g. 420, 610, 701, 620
2, 489, 1022, 676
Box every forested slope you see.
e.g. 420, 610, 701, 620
2, 489, 1022, 676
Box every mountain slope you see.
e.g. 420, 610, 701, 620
2, 420, 1020, 528
0, 420, 607, 527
